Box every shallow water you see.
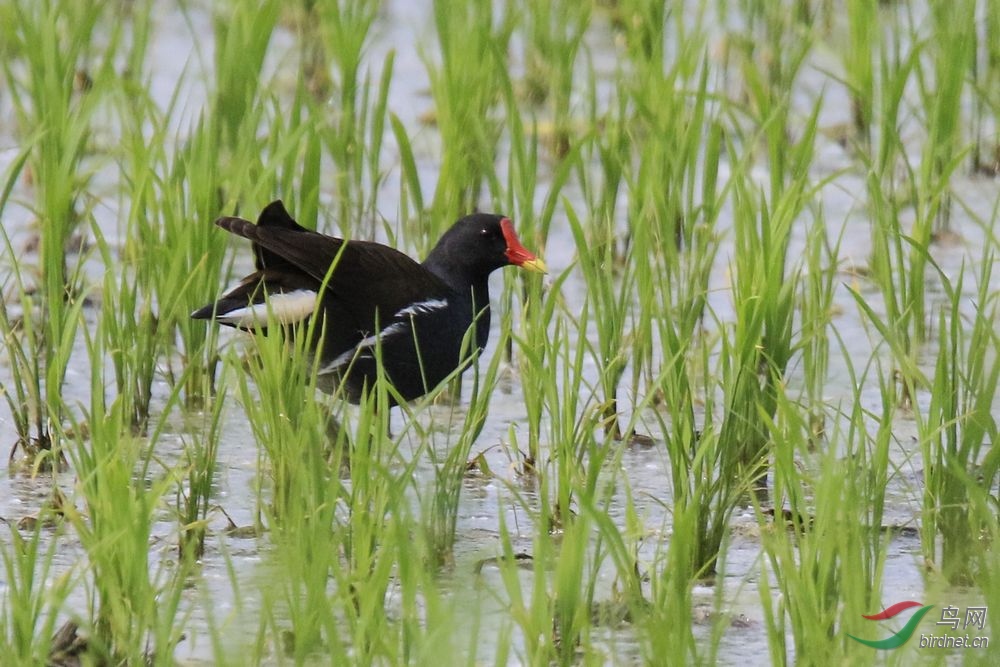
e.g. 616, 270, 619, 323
1, 0, 997, 664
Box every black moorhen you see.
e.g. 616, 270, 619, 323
191, 200, 546, 403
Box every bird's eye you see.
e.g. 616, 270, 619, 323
480, 228, 488, 235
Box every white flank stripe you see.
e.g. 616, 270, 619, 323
319, 299, 447, 374
217, 289, 317, 327
395, 298, 448, 318
320, 320, 411, 374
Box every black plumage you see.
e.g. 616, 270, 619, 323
192, 200, 546, 403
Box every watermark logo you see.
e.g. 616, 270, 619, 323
848, 601, 934, 650
848, 601, 989, 651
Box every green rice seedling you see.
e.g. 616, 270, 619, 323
546, 312, 598, 529
211, 0, 282, 151
118, 61, 323, 407
119, 0, 154, 87
231, 294, 393, 654
252, 437, 345, 661
0, 215, 86, 468
490, 504, 556, 662
550, 324, 636, 639
721, 235, 784, 496
518, 0, 590, 106
91, 222, 160, 434
612, 0, 669, 65
272, 348, 434, 663
215, 322, 343, 661
653, 352, 753, 579
387, 508, 468, 663
733, 0, 812, 123
734, 33, 812, 203
644, 100, 819, 579
755, 382, 889, 666
517, 0, 591, 158
306, 0, 381, 110
119, 112, 216, 405
290, 0, 331, 99
496, 72, 575, 463
2, 0, 120, 460
147, 565, 192, 667
549, 502, 593, 664
2, 0, 111, 288
125, 0, 290, 406
641, 476, 713, 664
916, 254, 998, 585
109, 73, 222, 425
308, 0, 389, 233
615, 125, 664, 407
423, 0, 515, 235
333, 392, 412, 662
499, 61, 578, 244
233, 300, 339, 527
849, 274, 928, 413
858, 38, 924, 407
752, 317, 896, 661
798, 213, 839, 441
60, 319, 181, 663
971, 0, 1000, 175
0, 517, 76, 663
915, 0, 975, 233
414, 328, 504, 568
497, 70, 573, 383
144, 119, 246, 404
389, 112, 424, 228
514, 264, 574, 469
251, 87, 324, 229
583, 482, 649, 637
618, 8, 707, 230
113, 85, 217, 409
566, 203, 632, 441
639, 312, 781, 660
866, 18, 918, 195
860, 395, 896, 584
880, 1, 976, 361
838, 334, 895, 593
144, 192, 224, 406
207, 213, 407, 661
0, 260, 50, 464
595, 9, 710, 430
495, 291, 636, 661
579, 85, 626, 245
965, 454, 1000, 654
489, 464, 600, 663
725, 105, 820, 493
843, 0, 876, 142
859, 18, 924, 196
176, 387, 227, 561
622, 51, 725, 406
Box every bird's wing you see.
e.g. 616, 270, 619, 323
216, 201, 453, 333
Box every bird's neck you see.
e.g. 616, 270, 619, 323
423, 253, 485, 295
423, 259, 492, 349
